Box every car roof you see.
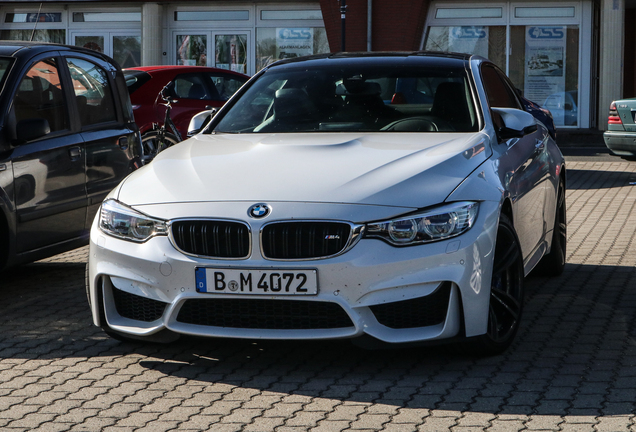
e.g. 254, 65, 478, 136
0, 41, 116, 63
264, 51, 476, 71
124, 65, 248, 78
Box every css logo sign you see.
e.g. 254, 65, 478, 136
451, 26, 487, 39
528, 27, 565, 39
278, 28, 312, 40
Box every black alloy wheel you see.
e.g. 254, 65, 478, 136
552, 181, 567, 269
532, 179, 567, 276
468, 213, 524, 355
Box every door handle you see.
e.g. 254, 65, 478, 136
68, 146, 81, 160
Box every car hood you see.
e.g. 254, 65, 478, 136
118, 132, 491, 209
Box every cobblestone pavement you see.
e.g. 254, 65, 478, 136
3, 159, 636, 431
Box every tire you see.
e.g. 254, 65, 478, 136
465, 214, 525, 356
141, 131, 179, 164
533, 180, 567, 276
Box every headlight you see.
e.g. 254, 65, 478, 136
365, 201, 479, 246
99, 199, 168, 242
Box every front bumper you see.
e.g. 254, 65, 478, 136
88, 200, 499, 344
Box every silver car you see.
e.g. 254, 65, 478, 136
87, 52, 566, 355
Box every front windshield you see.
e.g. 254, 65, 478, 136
213, 63, 479, 133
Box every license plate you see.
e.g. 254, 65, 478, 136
195, 267, 318, 295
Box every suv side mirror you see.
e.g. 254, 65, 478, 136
16, 118, 50, 143
491, 107, 538, 141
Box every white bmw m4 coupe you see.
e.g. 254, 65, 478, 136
87, 52, 566, 355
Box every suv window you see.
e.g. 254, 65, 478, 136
14, 58, 69, 133
173, 74, 210, 100
66, 57, 117, 125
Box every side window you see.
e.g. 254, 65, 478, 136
66, 57, 117, 126
207, 74, 246, 101
173, 74, 210, 100
13, 58, 69, 133
481, 65, 521, 109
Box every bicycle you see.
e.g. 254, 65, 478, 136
140, 84, 182, 164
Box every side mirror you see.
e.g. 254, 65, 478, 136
16, 118, 50, 143
491, 107, 537, 141
187, 108, 217, 137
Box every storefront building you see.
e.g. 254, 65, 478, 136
0, 1, 328, 76
422, 2, 593, 129
0, 0, 629, 132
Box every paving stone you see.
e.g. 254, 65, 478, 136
1, 160, 636, 431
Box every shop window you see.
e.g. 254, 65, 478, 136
0, 29, 65, 44
66, 57, 117, 126
424, 26, 506, 70
5, 12, 61, 23
509, 25, 579, 126
174, 11, 249, 21
13, 58, 68, 133
73, 12, 140, 22
177, 35, 207, 66
256, 27, 329, 71
435, 8, 502, 19
75, 36, 104, 53
215, 35, 248, 74
260, 10, 323, 20
514, 7, 575, 18
113, 36, 141, 68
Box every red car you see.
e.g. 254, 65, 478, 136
124, 65, 249, 140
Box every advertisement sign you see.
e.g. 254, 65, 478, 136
276, 28, 313, 60
448, 26, 489, 57
524, 26, 567, 123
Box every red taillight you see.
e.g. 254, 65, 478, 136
608, 101, 622, 125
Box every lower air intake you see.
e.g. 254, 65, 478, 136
177, 298, 354, 329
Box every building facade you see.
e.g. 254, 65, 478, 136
0, 0, 627, 132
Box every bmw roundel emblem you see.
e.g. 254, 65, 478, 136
248, 203, 271, 219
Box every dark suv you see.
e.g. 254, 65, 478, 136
0, 42, 141, 270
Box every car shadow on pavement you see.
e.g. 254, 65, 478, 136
566, 168, 636, 189
131, 261, 636, 416
2, 259, 636, 417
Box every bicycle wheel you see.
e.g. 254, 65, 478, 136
141, 131, 179, 164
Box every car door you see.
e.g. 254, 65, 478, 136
61, 53, 138, 228
11, 53, 87, 253
481, 64, 548, 261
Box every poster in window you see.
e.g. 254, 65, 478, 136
448, 26, 489, 57
524, 26, 567, 124
276, 28, 313, 60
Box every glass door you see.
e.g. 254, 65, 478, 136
175, 33, 208, 66
213, 32, 249, 74
71, 32, 141, 68
174, 31, 251, 74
